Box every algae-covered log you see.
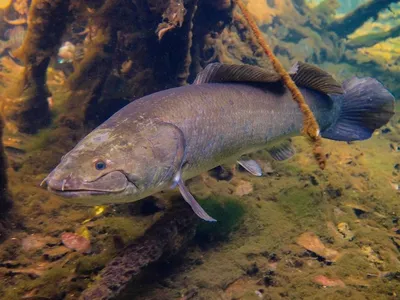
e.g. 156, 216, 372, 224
63, 25, 118, 128
188, 0, 233, 82
3, 0, 72, 134
0, 115, 11, 242
0, 115, 11, 214
347, 24, 400, 49
62, 0, 200, 129
328, 0, 400, 38
80, 201, 197, 300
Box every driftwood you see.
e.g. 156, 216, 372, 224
347, 24, 400, 49
328, 0, 399, 38
0, 115, 11, 242
80, 201, 197, 300
0, 115, 10, 213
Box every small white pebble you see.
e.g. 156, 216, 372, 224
255, 290, 263, 298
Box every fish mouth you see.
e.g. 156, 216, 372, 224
46, 187, 113, 198
44, 170, 134, 198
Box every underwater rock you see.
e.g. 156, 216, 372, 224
390, 144, 400, 152
246, 262, 259, 276
21, 234, 57, 252
43, 246, 70, 261
3, 267, 44, 278
259, 160, 274, 174
80, 202, 197, 300
61, 232, 91, 254
361, 245, 384, 265
234, 180, 253, 196
262, 270, 277, 287
208, 166, 233, 181
337, 222, 354, 241
325, 184, 342, 199
389, 182, 400, 192
313, 275, 345, 288
345, 203, 372, 218
296, 232, 339, 262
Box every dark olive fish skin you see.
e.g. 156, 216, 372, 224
44, 63, 394, 221
103, 83, 336, 180
45, 82, 334, 204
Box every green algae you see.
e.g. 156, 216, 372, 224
1, 266, 72, 300
22, 127, 55, 153
76, 250, 115, 275
195, 195, 246, 243
335, 252, 377, 277
94, 216, 153, 244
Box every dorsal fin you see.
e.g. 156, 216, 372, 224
193, 63, 281, 85
289, 61, 344, 95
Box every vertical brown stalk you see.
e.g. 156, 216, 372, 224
233, 0, 326, 169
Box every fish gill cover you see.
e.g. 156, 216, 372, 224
0, 0, 398, 299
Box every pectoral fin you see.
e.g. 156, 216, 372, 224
173, 172, 216, 222
237, 159, 263, 176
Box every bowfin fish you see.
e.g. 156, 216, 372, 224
43, 62, 395, 222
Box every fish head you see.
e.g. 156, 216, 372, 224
44, 122, 184, 205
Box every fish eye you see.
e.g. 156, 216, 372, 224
94, 160, 107, 171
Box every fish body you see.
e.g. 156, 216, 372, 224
104, 83, 333, 181
44, 62, 395, 221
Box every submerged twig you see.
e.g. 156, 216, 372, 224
233, 0, 326, 170
80, 202, 197, 300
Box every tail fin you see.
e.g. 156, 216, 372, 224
321, 77, 395, 142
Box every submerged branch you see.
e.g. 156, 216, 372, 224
0, 114, 12, 243
347, 24, 400, 49
328, 0, 400, 38
80, 201, 197, 300
0, 115, 11, 215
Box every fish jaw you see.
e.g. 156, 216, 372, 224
45, 170, 136, 200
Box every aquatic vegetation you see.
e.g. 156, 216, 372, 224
195, 196, 246, 243
0, 0, 399, 299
